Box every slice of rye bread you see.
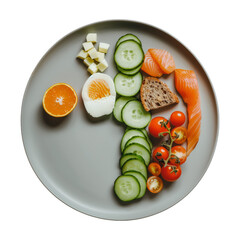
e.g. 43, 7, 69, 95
140, 77, 179, 111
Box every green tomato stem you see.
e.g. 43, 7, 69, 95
160, 122, 174, 167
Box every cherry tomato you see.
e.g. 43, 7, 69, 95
152, 146, 169, 164
170, 111, 186, 127
171, 127, 187, 144
148, 162, 161, 176
147, 176, 163, 193
161, 164, 182, 182
148, 117, 171, 138
169, 146, 187, 165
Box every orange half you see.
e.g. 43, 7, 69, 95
42, 83, 78, 117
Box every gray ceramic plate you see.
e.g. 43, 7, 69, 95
21, 20, 219, 220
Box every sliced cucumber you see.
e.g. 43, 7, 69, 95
116, 33, 142, 47
124, 171, 146, 199
125, 126, 133, 132
113, 96, 136, 122
140, 128, 148, 138
121, 129, 145, 152
125, 136, 151, 152
122, 100, 151, 129
121, 159, 147, 180
139, 128, 152, 149
119, 153, 145, 168
114, 175, 140, 201
114, 40, 144, 70
125, 127, 153, 149
145, 137, 152, 150
123, 143, 151, 166
114, 72, 142, 97
117, 64, 142, 76
125, 127, 147, 136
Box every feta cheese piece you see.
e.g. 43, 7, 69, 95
88, 47, 98, 59
87, 62, 98, 74
95, 52, 105, 62
83, 57, 94, 67
99, 42, 110, 53
76, 49, 88, 60
97, 59, 108, 72
86, 33, 97, 43
82, 42, 94, 51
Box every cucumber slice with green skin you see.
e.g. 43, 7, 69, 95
114, 72, 142, 97
121, 129, 145, 152
125, 127, 153, 149
139, 129, 153, 149
140, 128, 148, 137
119, 153, 145, 168
114, 175, 140, 202
117, 64, 142, 76
125, 136, 151, 152
146, 137, 152, 150
121, 159, 148, 180
116, 33, 142, 47
123, 143, 151, 166
113, 96, 136, 122
114, 40, 144, 70
122, 100, 151, 129
124, 171, 146, 199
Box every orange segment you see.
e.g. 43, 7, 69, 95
42, 83, 78, 117
88, 79, 110, 100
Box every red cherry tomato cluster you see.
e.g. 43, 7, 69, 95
146, 111, 188, 194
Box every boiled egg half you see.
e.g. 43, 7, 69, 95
82, 73, 116, 117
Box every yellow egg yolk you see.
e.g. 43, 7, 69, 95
88, 79, 110, 100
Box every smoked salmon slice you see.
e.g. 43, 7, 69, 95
149, 49, 176, 74
174, 69, 201, 156
141, 50, 164, 77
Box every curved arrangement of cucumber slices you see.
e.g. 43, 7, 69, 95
114, 33, 144, 100
113, 34, 153, 202
114, 126, 152, 202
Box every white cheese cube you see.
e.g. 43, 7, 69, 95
87, 63, 98, 74
88, 47, 98, 59
95, 52, 105, 62
99, 42, 110, 53
82, 42, 94, 51
83, 57, 94, 67
76, 49, 88, 59
97, 59, 108, 72
86, 33, 97, 43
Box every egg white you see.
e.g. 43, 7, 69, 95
82, 73, 116, 118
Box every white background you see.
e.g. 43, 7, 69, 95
1, 0, 239, 239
